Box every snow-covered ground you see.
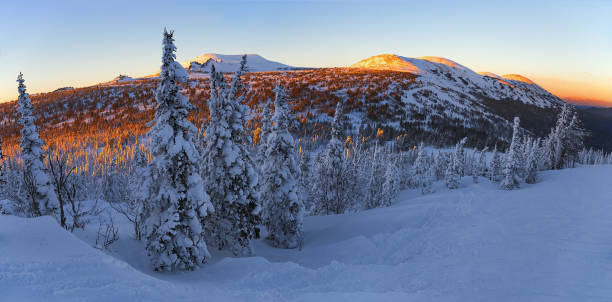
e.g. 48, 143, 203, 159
3, 165, 612, 301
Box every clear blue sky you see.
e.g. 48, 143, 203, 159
1, 0, 611, 104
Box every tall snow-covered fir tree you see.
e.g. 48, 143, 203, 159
432, 151, 448, 181
201, 56, 261, 256
142, 29, 213, 272
501, 117, 522, 190
445, 138, 466, 189
455, 137, 467, 177
414, 144, 432, 194
525, 138, 539, 184
365, 144, 389, 209
255, 102, 272, 173
298, 149, 311, 203
311, 101, 350, 215
260, 84, 304, 249
545, 104, 585, 170
551, 105, 572, 170
489, 145, 502, 181
16, 73, 58, 217
0, 136, 5, 191
381, 160, 400, 205
477, 147, 488, 177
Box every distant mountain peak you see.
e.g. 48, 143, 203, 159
350, 54, 421, 73
350, 54, 564, 107
181, 53, 298, 73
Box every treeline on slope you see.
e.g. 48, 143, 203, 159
0, 30, 606, 273
0, 49, 590, 175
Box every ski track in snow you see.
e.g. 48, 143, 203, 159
3, 166, 612, 301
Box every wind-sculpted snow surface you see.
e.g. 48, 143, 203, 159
3, 166, 612, 301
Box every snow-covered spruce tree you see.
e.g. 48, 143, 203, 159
344, 138, 372, 210
477, 147, 488, 177
365, 144, 389, 209
564, 113, 586, 167
142, 29, 213, 272
311, 101, 350, 215
0, 136, 5, 191
397, 150, 414, 189
381, 160, 401, 206
432, 151, 448, 181
255, 102, 272, 173
525, 138, 539, 184
455, 137, 467, 177
201, 56, 261, 256
414, 144, 432, 194
16, 73, 58, 217
298, 149, 311, 209
445, 138, 466, 189
550, 104, 571, 169
489, 145, 502, 181
501, 117, 522, 190
261, 84, 304, 249
545, 104, 585, 170
445, 156, 460, 189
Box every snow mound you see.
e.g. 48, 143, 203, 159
181, 54, 297, 73
6, 166, 612, 301
0, 215, 178, 301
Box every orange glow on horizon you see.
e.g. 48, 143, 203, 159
530, 76, 612, 107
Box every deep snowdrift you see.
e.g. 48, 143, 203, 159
3, 165, 612, 301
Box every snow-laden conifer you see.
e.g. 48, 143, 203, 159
477, 147, 488, 177
489, 145, 502, 181
381, 160, 400, 205
142, 29, 212, 271
432, 151, 448, 181
201, 56, 261, 256
16, 73, 58, 217
365, 144, 388, 209
525, 138, 539, 184
501, 117, 522, 190
414, 143, 432, 194
261, 84, 304, 249
311, 101, 350, 214
445, 138, 466, 189
255, 103, 272, 173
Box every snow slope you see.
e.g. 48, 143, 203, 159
182, 54, 300, 73
351, 54, 565, 108
3, 165, 612, 301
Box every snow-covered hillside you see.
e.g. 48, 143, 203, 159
182, 54, 301, 73
351, 54, 564, 108
3, 165, 612, 301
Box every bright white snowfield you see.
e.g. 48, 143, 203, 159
3, 165, 612, 301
